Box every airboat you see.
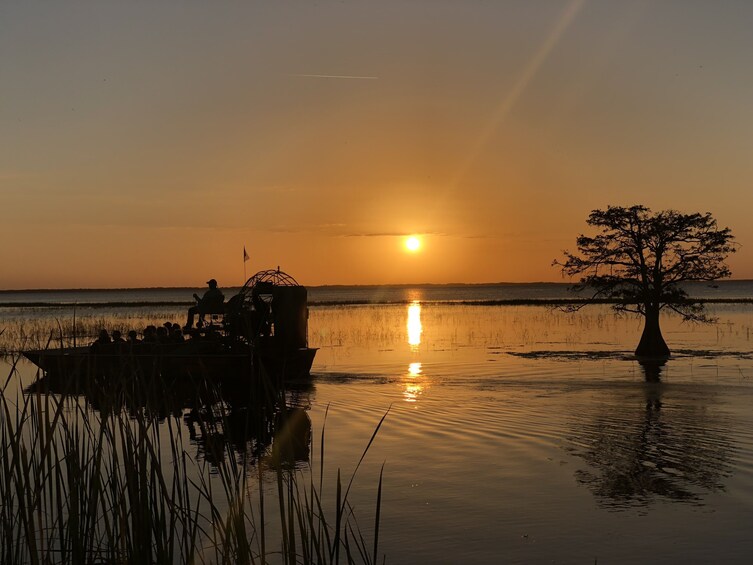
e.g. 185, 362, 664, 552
22, 269, 318, 383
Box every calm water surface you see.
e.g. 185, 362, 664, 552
306, 304, 753, 564
3, 298, 753, 563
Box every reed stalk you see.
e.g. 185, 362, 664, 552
0, 360, 387, 564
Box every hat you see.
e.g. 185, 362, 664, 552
207, 279, 217, 286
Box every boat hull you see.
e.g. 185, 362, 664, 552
22, 343, 317, 382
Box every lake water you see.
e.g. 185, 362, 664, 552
3, 279, 753, 306
2, 284, 753, 563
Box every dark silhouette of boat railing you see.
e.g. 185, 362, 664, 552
22, 268, 318, 384
230, 268, 310, 346
223, 268, 316, 380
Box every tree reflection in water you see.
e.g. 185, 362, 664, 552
566, 360, 734, 509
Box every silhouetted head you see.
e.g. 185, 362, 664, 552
112, 330, 122, 340
98, 329, 110, 341
127, 330, 138, 342
207, 279, 218, 288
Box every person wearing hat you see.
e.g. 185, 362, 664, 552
185, 278, 225, 329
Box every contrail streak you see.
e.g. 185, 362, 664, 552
290, 73, 378, 80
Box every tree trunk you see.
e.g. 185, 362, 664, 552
635, 307, 670, 358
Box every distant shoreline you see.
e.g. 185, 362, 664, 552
1, 279, 752, 294
0, 281, 569, 293
2, 298, 753, 309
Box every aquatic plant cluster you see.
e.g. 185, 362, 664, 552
0, 309, 185, 355
0, 361, 387, 564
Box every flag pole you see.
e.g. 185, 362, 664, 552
243, 245, 249, 284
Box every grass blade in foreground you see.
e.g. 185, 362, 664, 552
0, 366, 389, 564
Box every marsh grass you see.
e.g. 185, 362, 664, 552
309, 304, 637, 356
0, 308, 185, 355
0, 360, 387, 564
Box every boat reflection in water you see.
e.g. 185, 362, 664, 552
565, 358, 733, 509
26, 367, 314, 471
185, 396, 312, 470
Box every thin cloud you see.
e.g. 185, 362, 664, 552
259, 225, 454, 238
462, 232, 566, 242
343, 231, 444, 238
267, 223, 347, 234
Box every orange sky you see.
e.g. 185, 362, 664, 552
2, 1, 752, 289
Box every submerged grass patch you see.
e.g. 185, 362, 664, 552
0, 361, 387, 564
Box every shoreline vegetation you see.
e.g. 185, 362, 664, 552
2, 297, 753, 309
1, 362, 388, 564
1, 279, 752, 294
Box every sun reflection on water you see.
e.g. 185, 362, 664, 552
404, 362, 424, 402
405, 303, 426, 402
407, 301, 422, 350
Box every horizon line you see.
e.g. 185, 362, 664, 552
1, 279, 752, 293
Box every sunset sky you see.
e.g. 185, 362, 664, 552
2, 1, 752, 289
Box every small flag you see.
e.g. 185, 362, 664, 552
243, 246, 249, 262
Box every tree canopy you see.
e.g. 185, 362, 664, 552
555, 205, 736, 357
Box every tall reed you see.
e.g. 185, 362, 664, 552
0, 359, 387, 564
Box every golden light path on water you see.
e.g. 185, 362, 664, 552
405, 301, 424, 402
407, 301, 422, 349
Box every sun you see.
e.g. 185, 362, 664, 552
405, 236, 422, 252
